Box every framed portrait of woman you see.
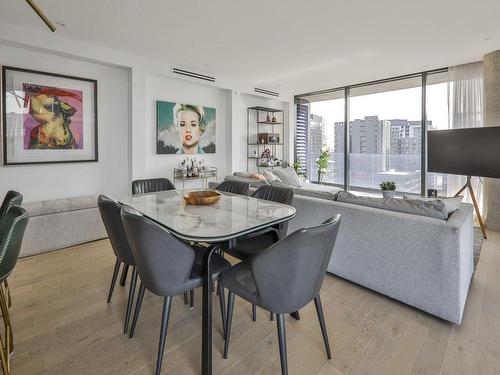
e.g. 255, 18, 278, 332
156, 100, 216, 154
1, 66, 98, 165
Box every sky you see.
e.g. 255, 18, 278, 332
310, 82, 449, 146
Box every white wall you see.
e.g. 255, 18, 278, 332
0, 23, 294, 201
140, 73, 230, 187
0, 42, 131, 202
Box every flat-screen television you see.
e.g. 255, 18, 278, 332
427, 126, 500, 178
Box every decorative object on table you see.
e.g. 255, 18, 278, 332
380, 181, 396, 199
316, 149, 330, 184
2, 66, 97, 165
258, 133, 280, 144
427, 189, 438, 198
266, 112, 271, 122
271, 113, 277, 123
183, 190, 221, 205
156, 100, 216, 154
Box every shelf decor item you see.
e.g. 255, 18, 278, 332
156, 100, 216, 155
380, 181, 397, 199
2, 66, 98, 165
258, 133, 280, 144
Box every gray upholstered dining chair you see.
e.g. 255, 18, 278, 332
221, 185, 294, 320
97, 195, 138, 334
220, 215, 341, 375
121, 205, 231, 375
132, 178, 175, 195
215, 180, 250, 195
0, 190, 23, 309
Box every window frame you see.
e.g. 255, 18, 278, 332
295, 68, 448, 196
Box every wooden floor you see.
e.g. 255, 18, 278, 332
8, 232, 500, 375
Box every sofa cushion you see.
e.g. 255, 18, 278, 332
224, 175, 268, 187
336, 191, 448, 220
405, 196, 463, 218
261, 170, 280, 183
272, 167, 302, 187
23, 195, 98, 217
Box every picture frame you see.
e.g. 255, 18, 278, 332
156, 100, 216, 155
1, 66, 98, 165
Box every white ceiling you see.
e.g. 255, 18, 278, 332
1, 0, 500, 95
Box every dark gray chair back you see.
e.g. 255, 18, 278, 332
216, 181, 250, 195
120, 205, 196, 297
252, 185, 294, 238
251, 215, 341, 314
132, 178, 175, 195
98, 195, 135, 265
0, 190, 23, 225
0, 206, 29, 281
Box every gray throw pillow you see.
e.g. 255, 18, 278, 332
272, 167, 302, 188
405, 196, 463, 218
262, 170, 281, 183
337, 191, 448, 220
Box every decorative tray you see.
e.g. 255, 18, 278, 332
183, 190, 221, 205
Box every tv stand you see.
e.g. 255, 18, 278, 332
455, 176, 487, 239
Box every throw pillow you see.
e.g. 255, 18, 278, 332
337, 191, 448, 220
405, 196, 463, 218
262, 170, 281, 183
272, 166, 302, 188
252, 173, 266, 181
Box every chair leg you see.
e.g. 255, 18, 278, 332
276, 314, 288, 375
3, 281, 11, 309
120, 264, 129, 286
0, 287, 13, 356
124, 266, 138, 334
190, 289, 194, 309
129, 283, 145, 339
183, 292, 188, 305
223, 291, 235, 359
218, 282, 226, 337
155, 296, 172, 375
314, 295, 332, 359
290, 311, 300, 320
0, 332, 8, 375
107, 259, 121, 303
270, 312, 274, 321
252, 303, 257, 321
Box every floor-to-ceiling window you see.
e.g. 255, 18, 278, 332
295, 90, 345, 185
349, 77, 422, 194
295, 68, 449, 196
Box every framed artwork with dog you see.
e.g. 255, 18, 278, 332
1, 66, 98, 165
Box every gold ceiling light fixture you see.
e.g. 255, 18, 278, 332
25, 0, 56, 32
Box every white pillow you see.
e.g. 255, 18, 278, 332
272, 166, 302, 188
261, 170, 280, 183
405, 196, 463, 217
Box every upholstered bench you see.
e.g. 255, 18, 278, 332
20, 195, 107, 257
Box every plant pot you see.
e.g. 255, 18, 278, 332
382, 190, 395, 199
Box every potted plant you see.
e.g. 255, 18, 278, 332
380, 181, 396, 199
316, 149, 329, 184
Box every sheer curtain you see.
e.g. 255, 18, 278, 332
447, 61, 484, 214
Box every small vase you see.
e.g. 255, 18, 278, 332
382, 190, 395, 199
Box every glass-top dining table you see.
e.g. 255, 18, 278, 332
119, 189, 296, 375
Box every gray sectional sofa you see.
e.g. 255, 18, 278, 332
210, 181, 474, 324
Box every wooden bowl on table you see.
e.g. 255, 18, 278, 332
183, 190, 221, 205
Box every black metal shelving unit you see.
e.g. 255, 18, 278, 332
247, 106, 285, 172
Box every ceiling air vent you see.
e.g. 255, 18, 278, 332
172, 67, 215, 82
254, 87, 279, 97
